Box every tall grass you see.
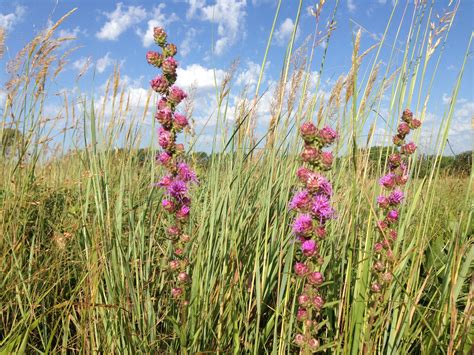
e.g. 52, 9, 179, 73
1, 1, 472, 353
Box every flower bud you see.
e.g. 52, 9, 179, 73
296, 167, 311, 183
393, 135, 404, 147
313, 295, 324, 310
175, 143, 185, 154
294, 262, 309, 276
301, 239, 318, 257
168, 86, 187, 106
150, 75, 169, 94
162, 57, 178, 76
301, 146, 320, 164
176, 205, 190, 220
318, 126, 337, 146
300, 122, 318, 143
157, 152, 172, 166
308, 271, 324, 286
162, 199, 175, 212
180, 234, 191, 243
374, 242, 383, 253
402, 108, 413, 123
320, 151, 334, 170
397, 122, 410, 137
377, 195, 389, 209
409, 118, 421, 129
386, 209, 399, 223
178, 272, 189, 283
401, 142, 417, 155
146, 51, 163, 67
298, 294, 310, 306
156, 107, 173, 127
174, 248, 184, 256
371, 282, 382, 293
381, 272, 393, 283
374, 260, 385, 272
164, 43, 177, 57
294, 334, 305, 346
169, 259, 180, 270
296, 307, 308, 321
167, 225, 180, 237
153, 27, 167, 46
171, 287, 183, 298
174, 113, 189, 129
308, 338, 320, 350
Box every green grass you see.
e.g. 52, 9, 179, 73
1, 1, 473, 353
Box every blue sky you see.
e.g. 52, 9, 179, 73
0, 0, 473, 154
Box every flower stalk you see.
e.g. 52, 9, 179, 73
147, 27, 197, 305
370, 108, 421, 297
290, 122, 338, 352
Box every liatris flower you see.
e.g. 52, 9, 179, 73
289, 121, 338, 350
148, 27, 197, 305
370, 109, 421, 299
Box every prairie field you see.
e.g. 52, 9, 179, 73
0, 1, 473, 354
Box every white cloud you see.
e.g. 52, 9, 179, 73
274, 18, 299, 45
347, 0, 356, 13
96, 3, 147, 41
176, 64, 226, 90
136, 4, 178, 48
96, 52, 114, 73
378, 0, 387, 4
180, 28, 198, 57
186, 0, 247, 55
0, 5, 26, 31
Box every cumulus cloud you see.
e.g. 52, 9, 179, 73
176, 64, 226, 91
274, 18, 299, 45
186, 0, 247, 55
96, 3, 147, 41
0, 5, 26, 31
96, 52, 114, 73
136, 4, 178, 47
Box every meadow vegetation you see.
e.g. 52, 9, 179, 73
0, 1, 472, 353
